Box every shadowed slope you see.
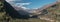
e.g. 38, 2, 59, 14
3, 1, 30, 19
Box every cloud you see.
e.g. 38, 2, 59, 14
21, 3, 31, 5
33, 8, 38, 9
15, 3, 31, 10
6, 0, 21, 2
6, 0, 31, 10
6, 0, 15, 5
6, 0, 31, 6
15, 3, 31, 6
6, 0, 22, 4
14, 0, 22, 1
6, 0, 14, 2
21, 6, 30, 10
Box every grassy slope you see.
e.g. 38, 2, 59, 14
47, 3, 60, 22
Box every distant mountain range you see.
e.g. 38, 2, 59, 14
9, 2, 58, 18
13, 2, 57, 15
27, 2, 57, 15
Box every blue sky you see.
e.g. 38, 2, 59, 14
6, 0, 56, 9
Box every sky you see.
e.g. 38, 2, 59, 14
6, 0, 56, 9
